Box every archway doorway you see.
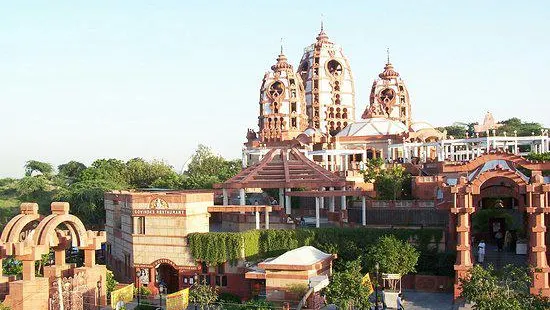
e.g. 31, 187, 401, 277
156, 263, 179, 293
471, 176, 527, 268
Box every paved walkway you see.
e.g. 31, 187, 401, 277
322, 291, 455, 310
399, 291, 455, 310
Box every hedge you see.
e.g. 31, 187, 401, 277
187, 227, 443, 266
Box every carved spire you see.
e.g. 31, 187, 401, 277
271, 45, 292, 71
379, 48, 399, 79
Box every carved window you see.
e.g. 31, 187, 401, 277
378, 88, 396, 105
215, 275, 227, 287
291, 89, 296, 98
299, 61, 308, 83
268, 81, 284, 99
291, 102, 296, 113
134, 216, 145, 234
327, 60, 343, 77
291, 118, 297, 128
114, 204, 122, 230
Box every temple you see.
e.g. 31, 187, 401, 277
102, 24, 550, 306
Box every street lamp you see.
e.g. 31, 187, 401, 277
159, 284, 166, 308
374, 262, 380, 310
96, 280, 102, 310
136, 269, 145, 306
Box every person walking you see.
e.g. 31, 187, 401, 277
397, 293, 404, 310
495, 231, 504, 252
478, 240, 486, 264
504, 230, 512, 252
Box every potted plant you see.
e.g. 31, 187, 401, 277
367, 235, 419, 309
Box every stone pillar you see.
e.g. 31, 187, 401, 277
527, 190, 550, 295
55, 249, 66, 266
265, 210, 270, 230
319, 187, 325, 209
452, 191, 474, 300
255, 210, 260, 230
279, 188, 284, 209
329, 187, 335, 212
315, 197, 320, 228
361, 196, 366, 226
222, 188, 229, 206
85, 249, 96, 267
285, 188, 291, 214
239, 188, 246, 206
22, 260, 35, 281
341, 187, 347, 210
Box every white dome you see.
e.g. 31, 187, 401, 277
410, 121, 436, 132
336, 118, 408, 137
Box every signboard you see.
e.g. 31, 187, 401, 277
361, 274, 374, 296
132, 209, 186, 216
110, 283, 134, 309
166, 288, 189, 310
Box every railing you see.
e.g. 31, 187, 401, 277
370, 200, 435, 208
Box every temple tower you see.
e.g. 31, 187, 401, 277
258, 49, 309, 143
297, 25, 355, 136
362, 55, 412, 127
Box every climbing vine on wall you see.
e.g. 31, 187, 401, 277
188, 228, 443, 266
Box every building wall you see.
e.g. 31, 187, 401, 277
105, 191, 212, 285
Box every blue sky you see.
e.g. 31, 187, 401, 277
1, 1, 549, 177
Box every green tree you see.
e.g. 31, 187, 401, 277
526, 152, 550, 161
183, 145, 241, 189
362, 160, 411, 200
24, 160, 54, 177
124, 158, 180, 188
106, 270, 118, 300
460, 265, 550, 310
189, 284, 218, 310
78, 158, 128, 187
361, 158, 385, 183
497, 118, 546, 137
57, 161, 87, 184
437, 125, 468, 139
325, 259, 372, 310
366, 235, 419, 290
2, 257, 22, 276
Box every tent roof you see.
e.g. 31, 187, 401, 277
214, 148, 349, 189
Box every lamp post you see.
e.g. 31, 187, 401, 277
374, 262, 380, 310
159, 284, 166, 308
136, 269, 144, 306
96, 280, 102, 310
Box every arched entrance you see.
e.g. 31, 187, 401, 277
448, 160, 550, 299
156, 263, 179, 293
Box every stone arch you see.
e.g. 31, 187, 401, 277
469, 168, 527, 196
34, 214, 89, 248
151, 258, 178, 269
443, 152, 550, 173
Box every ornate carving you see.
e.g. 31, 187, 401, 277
50, 272, 89, 310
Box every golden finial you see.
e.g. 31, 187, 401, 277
386, 47, 390, 64
280, 37, 283, 54
321, 13, 324, 32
